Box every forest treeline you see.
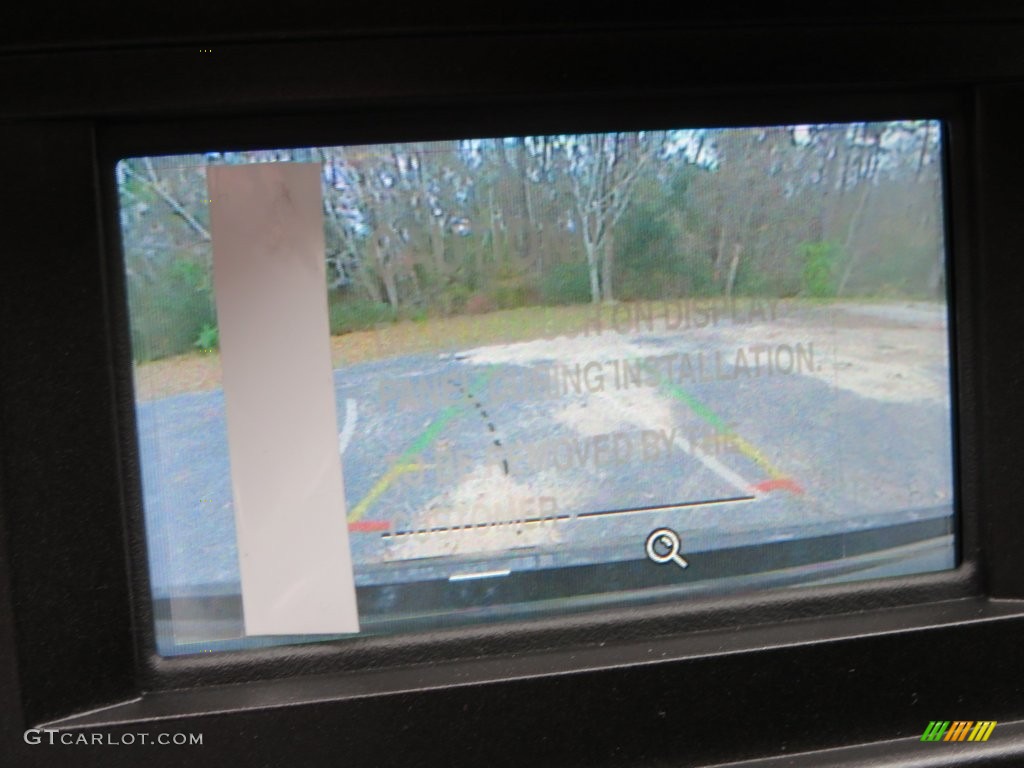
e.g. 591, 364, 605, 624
118, 121, 944, 362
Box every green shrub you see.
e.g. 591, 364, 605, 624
439, 283, 472, 315
194, 323, 219, 352
171, 258, 212, 293
541, 262, 592, 305
400, 306, 430, 323
127, 257, 216, 363
799, 241, 844, 298
328, 295, 396, 335
491, 278, 538, 310
617, 257, 715, 301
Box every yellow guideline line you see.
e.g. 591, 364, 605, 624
729, 434, 788, 481
640, 359, 800, 492
347, 463, 423, 522
348, 368, 496, 523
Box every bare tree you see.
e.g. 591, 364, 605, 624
564, 132, 658, 302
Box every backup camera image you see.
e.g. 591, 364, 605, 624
118, 121, 955, 656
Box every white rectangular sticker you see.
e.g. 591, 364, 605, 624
208, 162, 360, 635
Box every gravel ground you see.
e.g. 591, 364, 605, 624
137, 299, 956, 601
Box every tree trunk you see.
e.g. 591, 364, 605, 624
523, 167, 540, 272
430, 218, 446, 275
836, 179, 873, 297
359, 264, 384, 304
583, 239, 601, 304
600, 231, 615, 302
725, 242, 742, 299
382, 270, 398, 309
714, 216, 728, 284
378, 249, 399, 308
516, 139, 535, 264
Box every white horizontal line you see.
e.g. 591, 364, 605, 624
448, 569, 511, 582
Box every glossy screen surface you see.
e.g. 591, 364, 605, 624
117, 121, 956, 656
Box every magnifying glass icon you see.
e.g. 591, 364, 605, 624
645, 528, 689, 569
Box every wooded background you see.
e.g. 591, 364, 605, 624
117, 120, 944, 363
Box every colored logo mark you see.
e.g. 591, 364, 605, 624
921, 721, 997, 742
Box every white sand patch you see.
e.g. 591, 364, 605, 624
460, 302, 949, 405
460, 329, 681, 432
834, 301, 947, 327
385, 465, 578, 561
460, 332, 648, 368
461, 332, 676, 435
809, 329, 949, 404
554, 388, 673, 436
461, 326, 758, 494
703, 307, 950, 405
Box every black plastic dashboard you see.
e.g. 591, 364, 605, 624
3, 4, 1024, 767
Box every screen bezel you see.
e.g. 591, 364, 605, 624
98, 89, 976, 686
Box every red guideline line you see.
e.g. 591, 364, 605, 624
348, 520, 391, 533
753, 478, 805, 495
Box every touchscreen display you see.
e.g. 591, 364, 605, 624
117, 121, 956, 655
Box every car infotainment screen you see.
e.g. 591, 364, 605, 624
117, 121, 956, 656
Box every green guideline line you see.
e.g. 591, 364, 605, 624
639, 360, 729, 432
348, 366, 496, 522
639, 359, 794, 484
